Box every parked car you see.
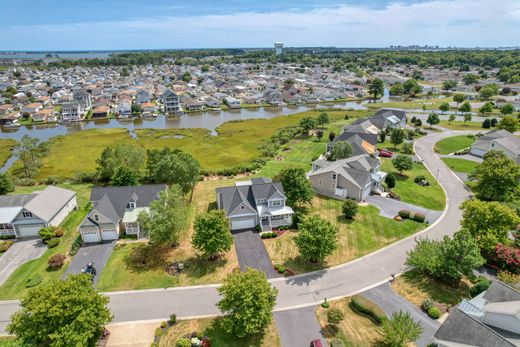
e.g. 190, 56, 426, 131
310, 339, 323, 347
378, 148, 393, 157
82, 262, 97, 281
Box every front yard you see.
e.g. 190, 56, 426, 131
264, 196, 424, 274
441, 158, 480, 173
434, 135, 475, 155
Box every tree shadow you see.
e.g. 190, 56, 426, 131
201, 318, 269, 347
321, 324, 339, 339
182, 255, 228, 279
123, 243, 170, 273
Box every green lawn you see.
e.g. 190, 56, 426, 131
441, 158, 480, 173
434, 135, 475, 154
0, 139, 17, 167
438, 120, 485, 131
381, 158, 445, 211
264, 196, 424, 274
0, 337, 20, 347
0, 183, 92, 300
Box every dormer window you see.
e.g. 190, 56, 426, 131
272, 200, 282, 207
127, 202, 136, 209
23, 211, 32, 218
332, 173, 337, 180
94, 214, 99, 221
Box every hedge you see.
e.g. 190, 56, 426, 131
412, 213, 426, 223
47, 238, 60, 248
427, 306, 441, 319
398, 210, 411, 219
350, 294, 387, 324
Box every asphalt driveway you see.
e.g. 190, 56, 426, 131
365, 195, 443, 223
232, 229, 280, 279
275, 306, 327, 347
0, 238, 47, 286
64, 241, 116, 284
362, 283, 440, 347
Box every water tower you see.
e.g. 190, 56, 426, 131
274, 42, 284, 56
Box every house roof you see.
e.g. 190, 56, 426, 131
310, 154, 381, 189
0, 207, 23, 224
23, 186, 76, 222
483, 281, 520, 303
0, 194, 36, 208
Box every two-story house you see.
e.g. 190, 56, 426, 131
470, 129, 520, 164
136, 89, 151, 104
216, 177, 294, 232
72, 89, 92, 110
78, 184, 167, 243
162, 89, 181, 114
308, 154, 387, 201
0, 186, 77, 238
61, 101, 85, 122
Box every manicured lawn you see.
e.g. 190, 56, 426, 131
366, 97, 454, 110
0, 138, 17, 167
438, 120, 485, 131
381, 158, 445, 211
441, 158, 480, 173
0, 183, 92, 300
264, 196, 424, 274
434, 135, 475, 154
159, 317, 280, 347
316, 297, 381, 346
392, 269, 471, 307
97, 179, 240, 291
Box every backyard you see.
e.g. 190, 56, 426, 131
434, 135, 475, 154
441, 158, 480, 173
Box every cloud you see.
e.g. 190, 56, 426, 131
1, 0, 519, 50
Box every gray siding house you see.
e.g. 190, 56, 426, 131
162, 89, 181, 114
216, 177, 294, 231
308, 154, 387, 201
79, 184, 167, 243
470, 129, 520, 163
0, 186, 77, 238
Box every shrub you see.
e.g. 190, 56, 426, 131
421, 299, 434, 312
0, 240, 14, 253
342, 199, 358, 219
327, 308, 345, 326
497, 271, 520, 286
69, 235, 82, 255
385, 173, 396, 189
275, 265, 286, 274
26, 275, 42, 288
48, 253, 66, 269
427, 306, 441, 319
414, 175, 426, 184
38, 226, 56, 242
470, 278, 491, 297
412, 213, 426, 223
255, 225, 261, 232
350, 294, 386, 324
154, 327, 163, 338
45, 176, 60, 185
291, 210, 305, 229
54, 227, 65, 238
330, 338, 346, 347
398, 210, 411, 219
47, 238, 60, 248
0, 234, 15, 240
495, 244, 520, 273
175, 338, 191, 347
402, 142, 414, 154
168, 314, 177, 325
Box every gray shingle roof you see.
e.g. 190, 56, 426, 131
0, 194, 36, 208
23, 186, 76, 222
483, 281, 520, 303
310, 154, 380, 188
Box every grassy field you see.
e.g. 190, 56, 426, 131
158, 317, 280, 347
0, 139, 17, 167
0, 183, 92, 300
380, 158, 445, 211
438, 120, 484, 131
316, 297, 381, 346
97, 179, 240, 291
392, 269, 471, 307
366, 97, 454, 111
441, 158, 480, 173
264, 196, 424, 273
434, 135, 475, 154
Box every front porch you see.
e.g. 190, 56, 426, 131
260, 214, 292, 232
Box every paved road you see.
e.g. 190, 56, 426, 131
0, 239, 46, 286
0, 130, 475, 334
232, 229, 281, 279
362, 283, 440, 347
275, 306, 327, 347
63, 241, 116, 285
365, 195, 442, 223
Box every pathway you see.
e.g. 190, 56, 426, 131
274, 306, 327, 347
0, 239, 46, 286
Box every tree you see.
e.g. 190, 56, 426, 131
217, 269, 277, 338
453, 93, 465, 108
299, 116, 316, 135
385, 172, 396, 188
316, 130, 323, 141
442, 80, 457, 91
448, 114, 456, 124
317, 112, 330, 126
379, 311, 423, 347
192, 210, 233, 260
131, 103, 141, 115
369, 78, 385, 101
390, 128, 406, 149
498, 115, 519, 133
328, 132, 336, 142
147, 148, 200, 201
201, 64, 210, 73
96, 143, 145, 184
8, 274, 112, 347
327, 308, 344, 327
461, 199, 520, 251
182, 72, 192, 82
479, 101, 494, 115
15, 135, 48, 178
469, 150, 520, 202
342, 199, 358, 219
389, 82, 404, 96
426, 113, 440, 128
482, 118, 491, 129
463, 73, 479, 85
392, 155, 413, 175
295, 215, 338, 262
275, 168, 314, 207
329, 141, 353, 161
403, 79, 422, 96
500, 103, 515, 115
0, 173, 14, 195
439, 102, 450, 114
111, 166, 139, 186
479, 84, 498, 99
459, 101, 472, 117
138, 186, 188, 245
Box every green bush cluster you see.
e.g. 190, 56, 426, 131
470, 277, 491, 297
274, 264, 286, 274
414, 175, 426, 183
0, 240, 14, 253
350, 294, 387, 324
69, 235, 83, 256
427, 307, 441, 319
261, 232, 278, 239
47, 238, 60, 248
175, 338, 191, 347
398, 210, 426, 223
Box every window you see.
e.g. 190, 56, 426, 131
272, 200, 282, 207
127, 202, 136, 209
332, 173, 337, 180
319, 179, 323, 186
94, 214, 99, 221
240, 205, 245, 210
23, 211, 32, 218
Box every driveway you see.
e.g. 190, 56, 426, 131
63, 241, 116, 285
275, 306, 327, 347
232, 229, 280, 279
0, 239, 47, 286
365, 195, 443, 223
362, 283, 440, 347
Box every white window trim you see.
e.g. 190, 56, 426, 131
23, 211, 32, 218
271, 200, 282, 207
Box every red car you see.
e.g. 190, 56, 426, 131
310, 339, 323, 347
378, 148, 393, 158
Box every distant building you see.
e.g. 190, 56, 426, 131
161, 89, 181, 114
274, 42, 284, 56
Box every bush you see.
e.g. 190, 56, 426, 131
330, 338, 346, 347
342, 199, 358, 219
398, 210, 411, 219
38, 226, 56, 242
69, 235, 82, 255
45, 176, 60, 185
154, 327, 163, 338
168, 314, 177, 325
47, 238, 60, 248
275, 264, 286, 274
412, 213, 426, 223
414, 175, 426, 184
497, 271, 520, 286
421, 299, 434, 312
470, 278, 491, 297
292, 210, 305, 229
402, 142, 414, 154
48, 253, 66, 269
385, 173, 396, 189
175, 338, 191, 347
327, 308, 345, 326
261, 232, 277, 239
54, 227, 65, 238
0, 240, 14, 253
350, 294, 387, 324
0, 234, 15, 240
26, 275, 42, 288
427, 306, 441, 319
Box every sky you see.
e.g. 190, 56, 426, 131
0, 0, 519, 50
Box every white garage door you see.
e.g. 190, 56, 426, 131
231, 217, 256, 230
17, 224, 44, 237
82, 230, 101, 243
101, 229, 118, 240
470, 148, 486, 157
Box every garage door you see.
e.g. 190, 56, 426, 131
231, 218, 256, 230
101, 229, 118, 240
81, 230, 101, 243
17, 224, 45, 237
470, 148, 486, 157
